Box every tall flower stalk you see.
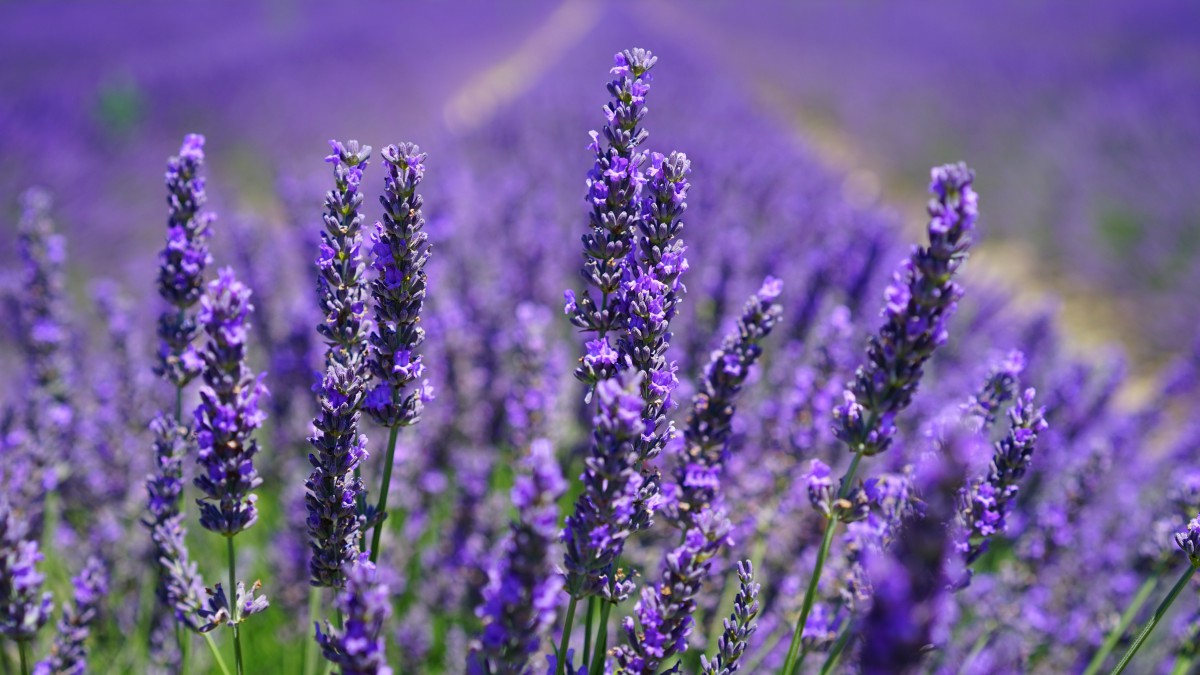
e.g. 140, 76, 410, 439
780, 163, 978, 675
146, 134, 217, 670
305, 141, 373, 675
558, 48, 662, 675
363, 143, 433, 563
0, 500, 53, 675
194, 268, 270, 674
33, 556, 108, 675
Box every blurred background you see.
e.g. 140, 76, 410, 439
4, 0, 1199, 370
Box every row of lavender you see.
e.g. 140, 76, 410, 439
3, 47, 1200, 674
685, 0, 1200, 356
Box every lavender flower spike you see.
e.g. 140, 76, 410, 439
699, 561, 760, 675
156, 133, 214, 388
318, 140, 372, 372
563, 372, 650, 602
1176, 516, 1200, 566
567, 48, 658, 386
957, 388, 1048, 574
143, 415, 207, 630
193, 268, 268, 537
364, 142, 431, 429
0, 500, 53, 642
667, 278, 783, 527
306, 366, 369, 588
612, 506, 733, 674
834, 162, 978, 456
468, 439, 566, 674
33, 557, 108, 675
316, 555, 392, 675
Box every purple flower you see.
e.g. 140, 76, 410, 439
613, 507, 732, 673
834, 162, 978, 456
316, 555, 392, 675
665, 282, 783, 528
700, 561, 760, 675
0, 500, 53, 641
317, 139, 373, 373
468, 439, 566, 673
306, 366, 369, 588
33, 557, 108, 675
366, 143, 431, 430
193, 269, 268, 537
156, 134, 215, 388
956, 388, 1048, 578
1176, 516, 1200, 564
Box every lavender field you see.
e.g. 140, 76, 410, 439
3, 2, 1200, 674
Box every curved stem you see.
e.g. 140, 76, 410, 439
368, 425, 401, 563
781, 450, 865, 675
228, 536, 244, 675
1111, 564, 1196, 675
555, 596, 579, 675
18, 640, 29, 675
1083, 561, 1166, 675
203, 632, 233, 675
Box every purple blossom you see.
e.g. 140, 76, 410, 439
33, 557, 108, 675
193, 268, 268, 537
700, 561, 760, 675
366, 143, 431, 429
317, 139, 372, 372
1175, 516, 1200, 564
612, 507, 732, 673
316, 555, 392, 675
468, 439, 566, 674
156, 134, 214, 388
834, 163, 977, 456
0, 500, 53, 642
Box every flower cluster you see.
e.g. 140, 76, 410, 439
193, 268, 268, 536
468, 439, 566, 674
364, 143, 433, 428
957, 388, 1048, 572
318, 139, 372, 371
562, 373, 652, 601
567, 48, 659, 381
612, 507, 732, 674
0, 500, 52, 642
699, 561, 760, 675
155, 134, 214, 387
33, 557, 108, 675
316, 555, 392, 675
306, 367, 369, 588
666, 278, 783, 526
834, 163, 977, 456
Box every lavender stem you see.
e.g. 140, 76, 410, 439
1110, 564, 1194, 675
228, 536, 243, 675
590, 601, 611, 675
583, 598, 595, 672
367, 425, 400, 564
1083, 560, 1166, 675
554, 596, 578, 675
202, 632, 232, 675
782, 447, 865, 675
19, 640, 29, 675
304, 587, 320, 675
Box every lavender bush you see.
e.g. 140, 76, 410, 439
1, 8, 1198, 674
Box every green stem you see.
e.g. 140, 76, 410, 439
1172, 653, 1195, 675
368, 425, 401, 563
181, 625, 191, 675
203, 632, 233, 675
1084, 562, 1166, 675
818, 623, 853, 675
590, 602, 612, 675
780, 450, 865, 675
228, 537, 244, 675
555, 596, 579, 675
583, 598, 596, 673
1111, 564, 1196, 675
304, 586, 322, 675
18, 640, 29, 675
